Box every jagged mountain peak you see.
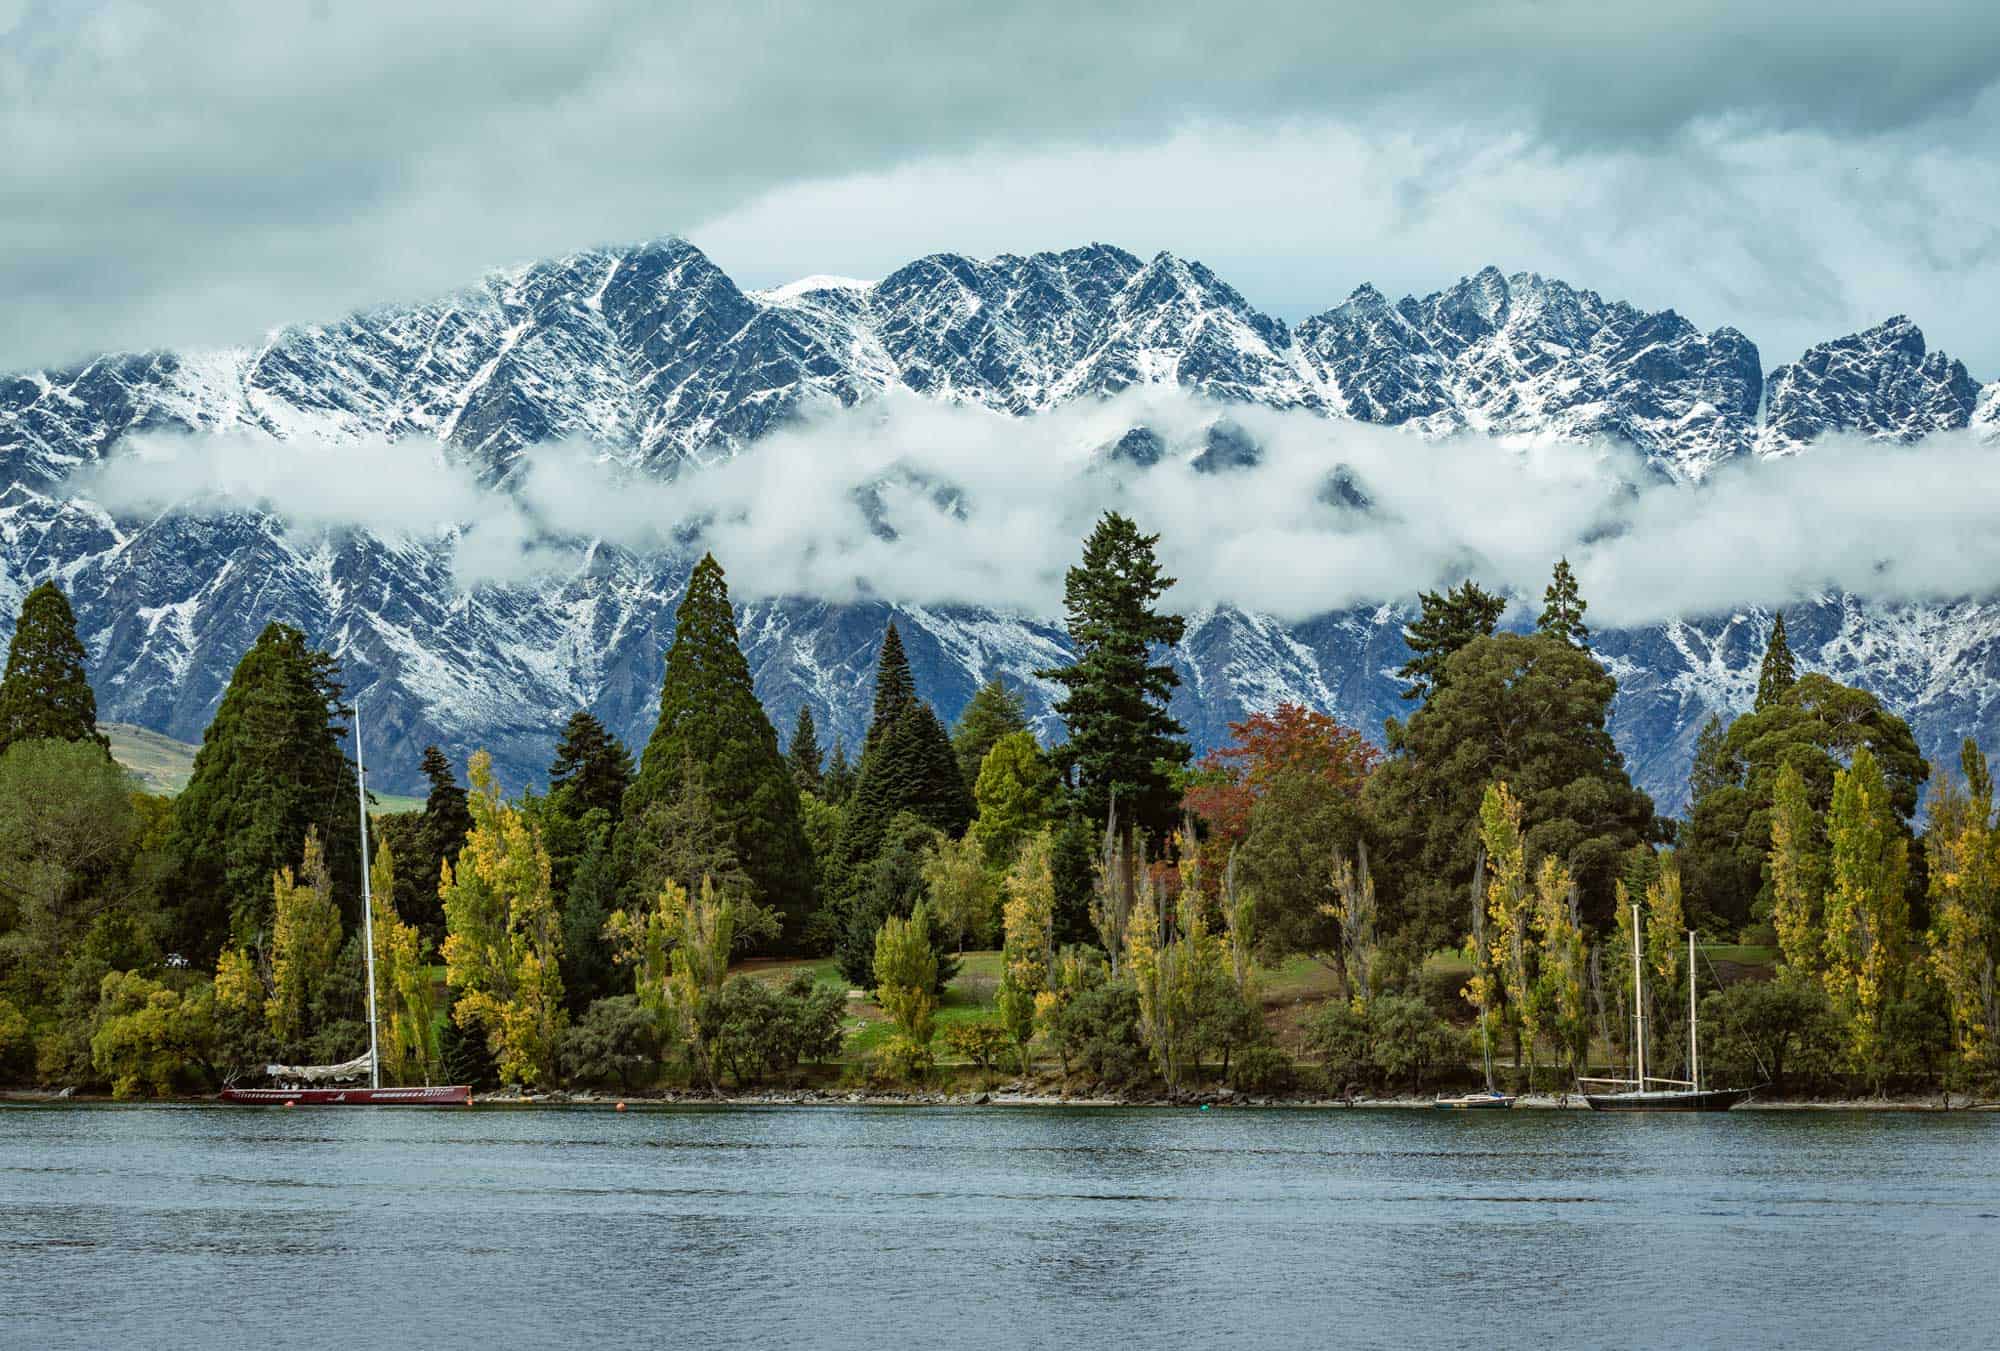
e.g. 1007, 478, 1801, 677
5, 235, 1998, 800
1757, 314, 1981, 457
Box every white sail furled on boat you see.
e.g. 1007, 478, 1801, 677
262, 1052, 373, 1084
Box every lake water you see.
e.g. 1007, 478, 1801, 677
2, 1104, 1995, 1349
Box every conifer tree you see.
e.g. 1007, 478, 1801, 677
865, 621, 917, 752
166, 623, 362, 958
1755, 613, 1798, 710
1397, 579, 1506, 702
951, 676, 1029, 789
619, 554, 816, 947
1036, 512, 1187, 911
830, 627, 976, 898
788, 705, 825, 796
547, 712, 634, 822
0, 581, 107, 757
1537, 558, 1590, 649
822, 739, 856, 805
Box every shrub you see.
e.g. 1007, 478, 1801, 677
88, 971, 220, 1099
1303, 994, 1460, 1095
1303, 1000, 1373, 1092
560, 995, 664, 1091
1047, 981, 1147, 1089
1228, 1043, 1293, 1094
868, 1033, 934, 1086
708, 973, 849, 1087
942, 1019, 1010, 1079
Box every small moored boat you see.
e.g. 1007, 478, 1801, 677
1580, 911, 1752, 1113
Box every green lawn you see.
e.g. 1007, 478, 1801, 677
737, 950, 1005, 1064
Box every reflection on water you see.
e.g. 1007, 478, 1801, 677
2, 1105, 1994, 1349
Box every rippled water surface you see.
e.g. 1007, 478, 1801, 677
3, 1104, 1996, 1349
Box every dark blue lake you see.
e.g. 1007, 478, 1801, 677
3, 1105, 1995, 1349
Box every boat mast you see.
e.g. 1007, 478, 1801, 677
1688, 929, 1700, 1093
356, 698, 382, 1092
1632, 900, 1647, 1091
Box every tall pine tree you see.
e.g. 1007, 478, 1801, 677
165, 623, 361, 959
830, 624, 975, 901
1537, 558, 1589, 648
951, 675, 1030, 789
617, 554, 815, 948
1755, 613, 1797, 710
0, 581, 108, 756
788, 704, 824, 796
866, 621, 918, 752
547, 712, 633, 822
823, 739, 856, 804
1036, 512, 1187, 897
1397, 579, 1506, 702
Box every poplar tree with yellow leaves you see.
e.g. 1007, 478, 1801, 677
1327, 844, 1379, 1008
1821, 746, 1909, 1085
1641, 853, 1686, 1075
1533, 856, 1591, 1080
997, 829, 1056, 1074
1128, 865, 1224, 1096
609, 874, 735, 1090
441, 752, 566, 1088
266, 828, 342, 1049
1925, 740, 1998, 1077
368, 842, 437, 1085
1478, 782, 1535, 1079
1769, 761, 1828, 980
873, 903, 941, 1080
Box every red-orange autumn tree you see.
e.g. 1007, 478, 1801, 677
1181, 704, 1380, 898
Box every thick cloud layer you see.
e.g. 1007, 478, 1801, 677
4, 2, 1998, 371
72, 393, 2000, 628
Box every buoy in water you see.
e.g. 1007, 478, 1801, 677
616, 1101, 628, 1112
283, 1100, 296, 1109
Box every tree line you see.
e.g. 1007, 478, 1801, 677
0, 529, 1995, 1101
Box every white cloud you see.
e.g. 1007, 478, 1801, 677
70, 394, 2000, 629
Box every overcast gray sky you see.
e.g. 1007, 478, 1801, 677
4, 0, 1998, 374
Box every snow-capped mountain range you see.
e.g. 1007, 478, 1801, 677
2, 237, 1996, 807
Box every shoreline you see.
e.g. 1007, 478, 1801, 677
6, 1087, 1996, 1112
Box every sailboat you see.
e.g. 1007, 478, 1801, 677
220, 700, 471, 1107
1580, 905, 1749, 1112
1437, 852, 1516, 1109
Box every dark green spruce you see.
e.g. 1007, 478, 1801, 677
788, 704, 824, 796
617, 554, 815, 948
548, 712, 634, 822
1755, 613, 1797, 710
0, 581, 108, 757
1036, 511, 1187, 841
1537, 558, 1590, 649
951, 675, 1030, 790
164, 623, 362, 958
1396, 579, 1506, 703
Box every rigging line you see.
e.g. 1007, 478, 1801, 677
1697, 941, 1775, 1086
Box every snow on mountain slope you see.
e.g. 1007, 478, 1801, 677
1757, 317, 1983, 457
2, 236, 1995, 805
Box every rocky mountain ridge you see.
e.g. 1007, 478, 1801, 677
1, 237, 1994, 807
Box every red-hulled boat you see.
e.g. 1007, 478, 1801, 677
220, 1085, 471, 1106
219, 697, 470, 1108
